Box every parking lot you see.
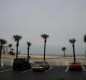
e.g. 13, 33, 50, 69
0, 66, 86, 80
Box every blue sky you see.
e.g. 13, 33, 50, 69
0, 0, 86, 55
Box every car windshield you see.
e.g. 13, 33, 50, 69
34, 61, 43, 64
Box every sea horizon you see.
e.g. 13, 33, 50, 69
19, 53, 85, 57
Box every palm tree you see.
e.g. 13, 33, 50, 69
8, 44, 12, 53
11, 48, 14, 52
0, 39, 7, 66
69, 38, 76, 63
62, 47, 66, 57
41, 34, 49, 61
27, 42, 32, 62
10, 48, 15, 55
13, 35, 22, 59
84, 34, 86, 58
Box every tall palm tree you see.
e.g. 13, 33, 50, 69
0, 39, 7, 66
13, 35, 22, 59
69, 38, 76, 63
62, 47, 66, 57
27, 42, 31, 62
8, 44, 12, 53
41, 34, 49, 61
84, 34, 86, 58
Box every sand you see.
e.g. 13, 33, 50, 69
1, 54, 86, 66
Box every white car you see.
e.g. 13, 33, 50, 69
31, 61, 49, 71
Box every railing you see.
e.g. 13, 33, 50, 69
1, 60, 86, 67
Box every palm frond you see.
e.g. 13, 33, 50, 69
0, 39, 7, 45
84, 35, 86, 42
27, 42, 32, 47
41, 34, 49, 39
13, 35, 22, 41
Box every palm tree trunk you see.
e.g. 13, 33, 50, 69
10, 47, 11, 54
64, 51, 65, 57
44, 40, 46, 61
73, 43, 76, 63
85, 47, 86, 58
16, 41, 19, 59
27, 47, 29, 62
0, 51, 1, 66
0, 48, 1, 66
16, 45, 18, 59
0, 45, 2, 66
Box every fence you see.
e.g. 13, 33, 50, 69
1, 59, 86, 67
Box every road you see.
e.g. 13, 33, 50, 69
0, 66, 86, 80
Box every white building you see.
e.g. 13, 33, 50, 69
2, 46, 9, 54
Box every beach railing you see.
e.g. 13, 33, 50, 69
1, 59, 86, 67
1, 60, 13, 67
47, 61, 69, 66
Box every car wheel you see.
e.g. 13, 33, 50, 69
33, 69, 36, 72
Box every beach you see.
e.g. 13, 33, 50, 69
1, 54, 86, 66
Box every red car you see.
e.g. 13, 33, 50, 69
69, 62, 82, 71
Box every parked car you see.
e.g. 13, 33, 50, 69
12, 58, 31, 71
69, 62, 82, 71
31, 61, 49, 72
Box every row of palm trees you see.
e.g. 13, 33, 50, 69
0, 34, 86, 66
0, 34, 49, 66
62, 39, 76, 63
12, 34, 49, 62
62, 36, 86, 64
13, 35, 32, 63
62, 39, 76, 58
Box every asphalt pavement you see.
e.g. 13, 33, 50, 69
0, 66, 86, 80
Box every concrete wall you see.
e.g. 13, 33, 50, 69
1, 60, 86, 67
1, 60, 13, 67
